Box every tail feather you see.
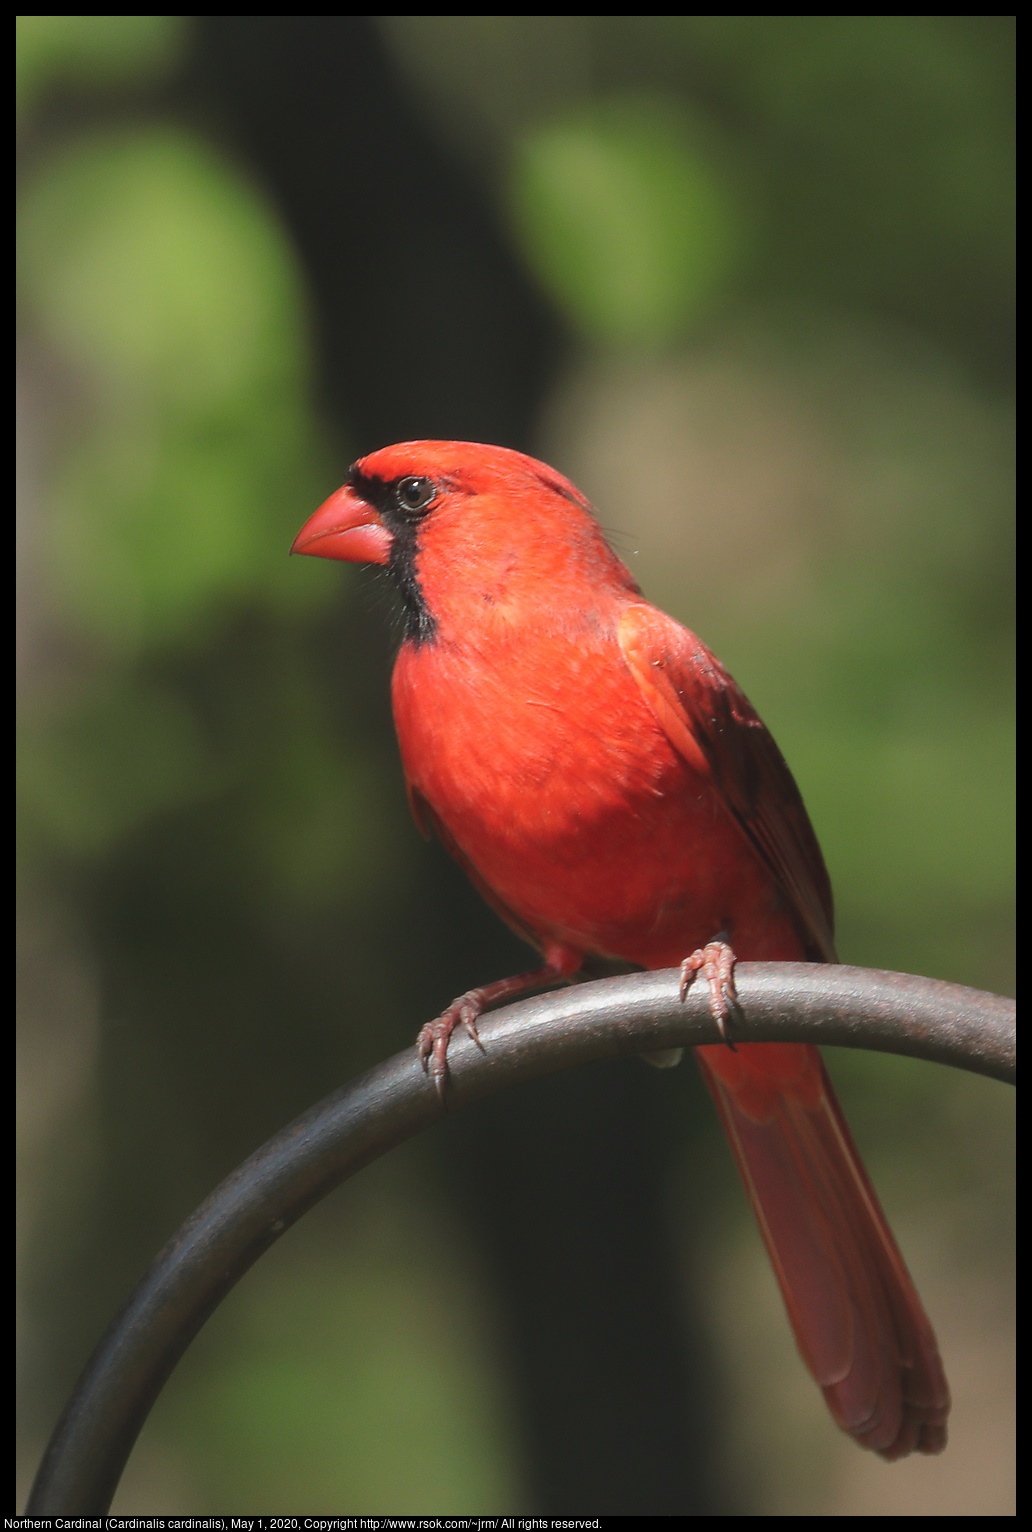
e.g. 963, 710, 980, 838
697, 1041, 950, 1459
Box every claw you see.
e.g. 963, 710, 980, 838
415, 960, 574, 1100
679, 938, 738, 1048
416, 991, 488, 1102
459, 1003, 483, 1049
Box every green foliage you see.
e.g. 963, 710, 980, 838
509, 94, 748, 346
19, 128, 332, 659
16, 15, 187, 121
684, 15, 1015, 305
18, 125, 344, 866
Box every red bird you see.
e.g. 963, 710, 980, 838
293, 439, 949, 1460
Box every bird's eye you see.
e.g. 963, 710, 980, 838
396, 476, 436, 514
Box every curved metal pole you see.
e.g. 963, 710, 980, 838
27, 963, 1015, 1514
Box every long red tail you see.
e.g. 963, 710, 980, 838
696, 1040, 950, 1458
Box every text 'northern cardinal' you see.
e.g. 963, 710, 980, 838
293, 440, 949, 1459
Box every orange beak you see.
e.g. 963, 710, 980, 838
291, 483, 393, 565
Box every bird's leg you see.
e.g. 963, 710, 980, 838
679, 933, 738, 1047
418, 945, 581, 1099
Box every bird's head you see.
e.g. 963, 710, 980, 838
292, 440, 639, 644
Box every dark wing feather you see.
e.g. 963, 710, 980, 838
618, 604, 836, 962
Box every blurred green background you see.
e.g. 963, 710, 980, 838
17, 16, 1013, 1516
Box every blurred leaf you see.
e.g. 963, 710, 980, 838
673, 16, 1014, 345
16, 16, 187, 122
19, 678, 212, 855
509, 93, 747, 346
19, 127, 336, 653
19, 126, 306, 403
18, 123, 344, 861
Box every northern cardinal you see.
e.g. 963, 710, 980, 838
293, 440, 949, 1459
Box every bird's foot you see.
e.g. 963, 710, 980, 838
679, 938, 738, 1047
417, 992, 486, 1101
416, 960, 574, 1101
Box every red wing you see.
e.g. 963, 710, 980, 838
618, 604, 836, 962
